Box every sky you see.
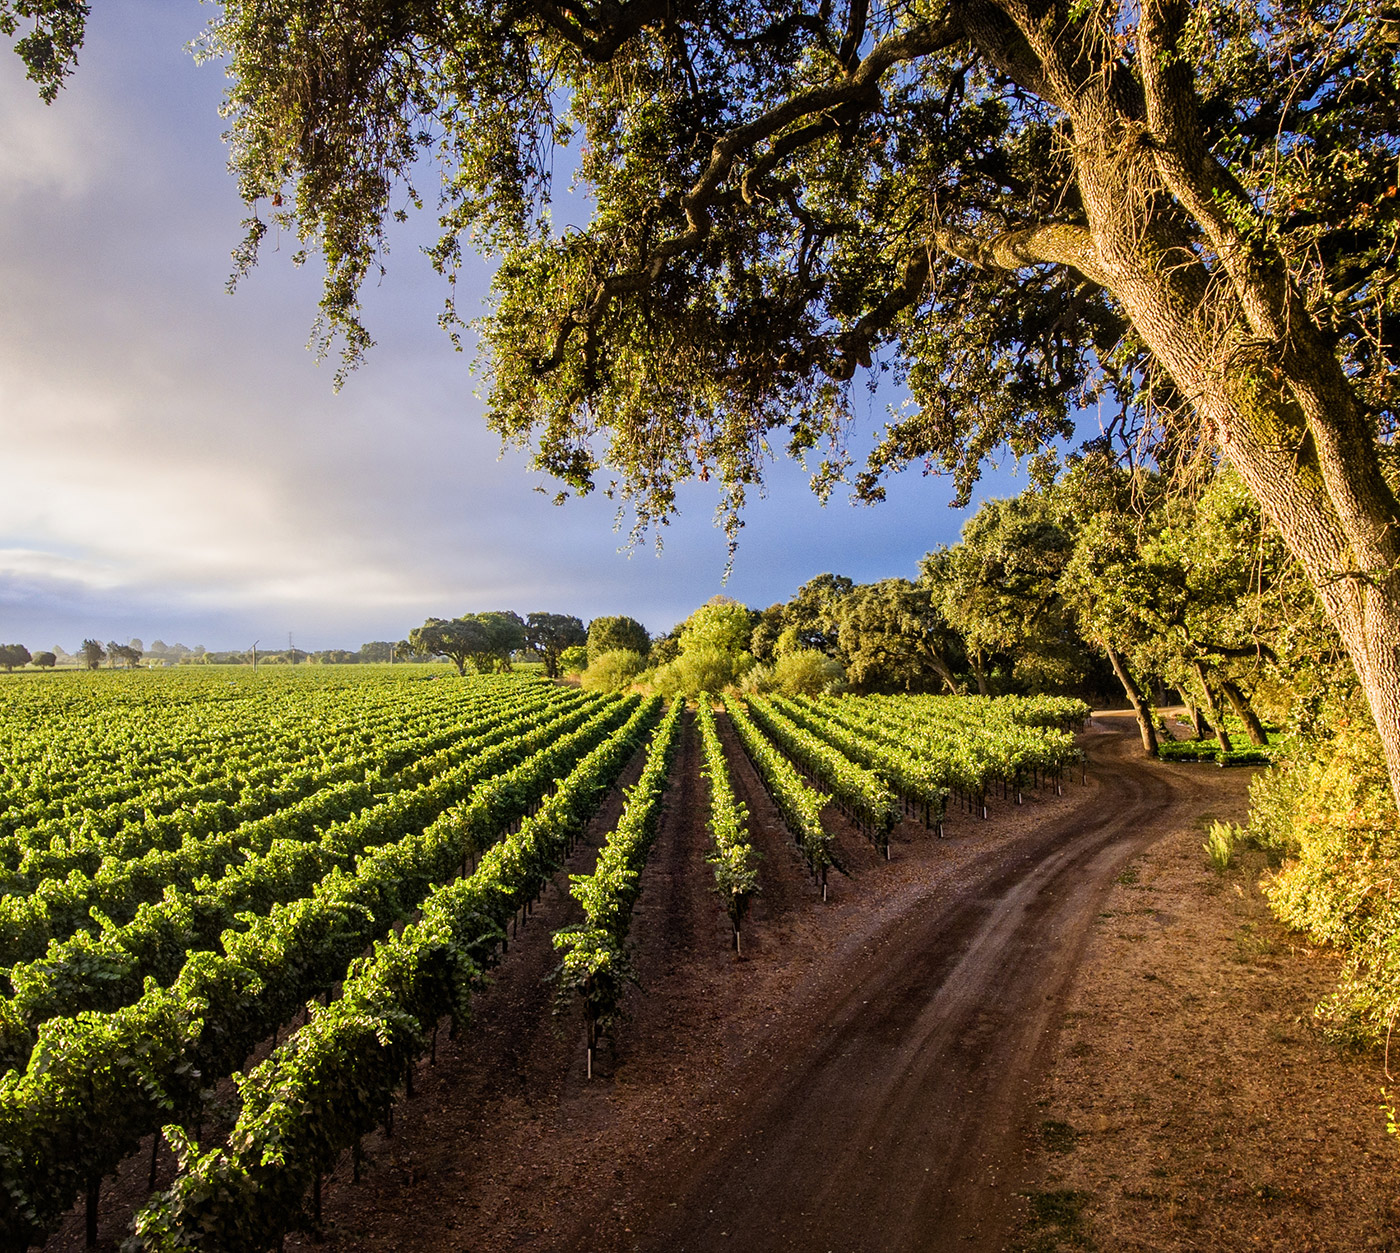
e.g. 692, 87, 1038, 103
0, 2, 1044, 653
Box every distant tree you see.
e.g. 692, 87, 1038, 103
80, 639, 106, 670
316, 649, 359, 664
751, 575, 853, 664
929, 494, 1087, 696
358, 640, 395, 663
524, 612, 586, 678
409, 618, 484, 675
648, 629, 682, 667
0, 644, 31, 672
677, 596, 757, 658
652, 597, 759, 695
472, 611, 527, 671
128, 638, 144, 654
30, 651, 56, 670
108, 643, 143, 669
587, 616, 650, 664
558, 644, 588, 675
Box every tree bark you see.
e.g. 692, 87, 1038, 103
969, 650, 989, 696
1185, 701, 1210, 742
1104, 643, 1158, 755
1218, 679, 1268, 747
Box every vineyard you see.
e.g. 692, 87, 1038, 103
0, 668, 1087, 1252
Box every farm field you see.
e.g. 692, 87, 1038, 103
0, 666, 1090, 1251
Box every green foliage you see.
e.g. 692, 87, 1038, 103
771, 650, 845, 697
559, 643, 589, 674
554, 699, 682, 1036
586, 616, 650, 663
651, 645, 738, 697
831, 578, 960, 694
677, 596, 757, 658
1204, 820, 1240, 872
694, 697, 759, 936
0, 0, 86, 103
409, 612, 525, 675
580, 648, 647, 692
722, 694, 833, 880
0, 643, 30, 671
1257, 710, 1400, 1042
522, 612, 586, 678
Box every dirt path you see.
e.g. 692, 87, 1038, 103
631, 714, 1233, 1253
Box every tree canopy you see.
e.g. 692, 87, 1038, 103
12, 0, 1400, 807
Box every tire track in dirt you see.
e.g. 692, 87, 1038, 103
631, 718, 1218, 1253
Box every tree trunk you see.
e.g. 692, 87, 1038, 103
1191, 661, 1234, 753
1185, 702, 1210, 741
1218, 680, 1268, 747
988, 5, 1400, 815
1104, 643, 1158, 756
970, 650, 989, 696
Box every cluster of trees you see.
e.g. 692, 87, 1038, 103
408, 612, 589, 678
563, 457, 1331, 744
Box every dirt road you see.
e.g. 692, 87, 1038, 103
632, 713, 1235, 1253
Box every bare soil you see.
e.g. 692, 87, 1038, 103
1015, 720, 1400, 1252
47, 711, 1397, 1252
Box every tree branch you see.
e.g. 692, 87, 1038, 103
531, 13, 965, 373
934, 221, 1110, 287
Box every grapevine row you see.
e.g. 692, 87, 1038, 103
0, 692, 611, 1071
125, 697, 665, 1253
554, 697, 683, 1073
0, 695, 645, 1251
743, 696, 900, 852
721, 695, 834, 895
695, 696, 759, 950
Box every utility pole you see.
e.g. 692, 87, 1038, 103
252, 640, 259, 674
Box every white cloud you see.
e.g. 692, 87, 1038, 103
0, 67, 112, 201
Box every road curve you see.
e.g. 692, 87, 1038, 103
634, 716, 1213, 1253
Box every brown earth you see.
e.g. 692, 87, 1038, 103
47, 711, 1397, 1252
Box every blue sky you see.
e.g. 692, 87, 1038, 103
0, 2, 1060, 652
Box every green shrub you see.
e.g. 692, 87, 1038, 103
1203, 820, 1239, 872
651, 646, 736, 697
580, 649, 646, 692
1255, 712, 1400, 1042
770, 649, 845, 696
559, 644, 589, 675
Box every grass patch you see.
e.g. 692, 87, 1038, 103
1040, 1119, 1081, 1154
1011, 1190, 1095, 1252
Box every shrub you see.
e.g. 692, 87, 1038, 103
559, 644, 589, 675
770, 649, 845, 696
652, 646, 735, 697
1203, 821, 1239, 872
580, 649, 646, 692
1256, 710, 1400, 1041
